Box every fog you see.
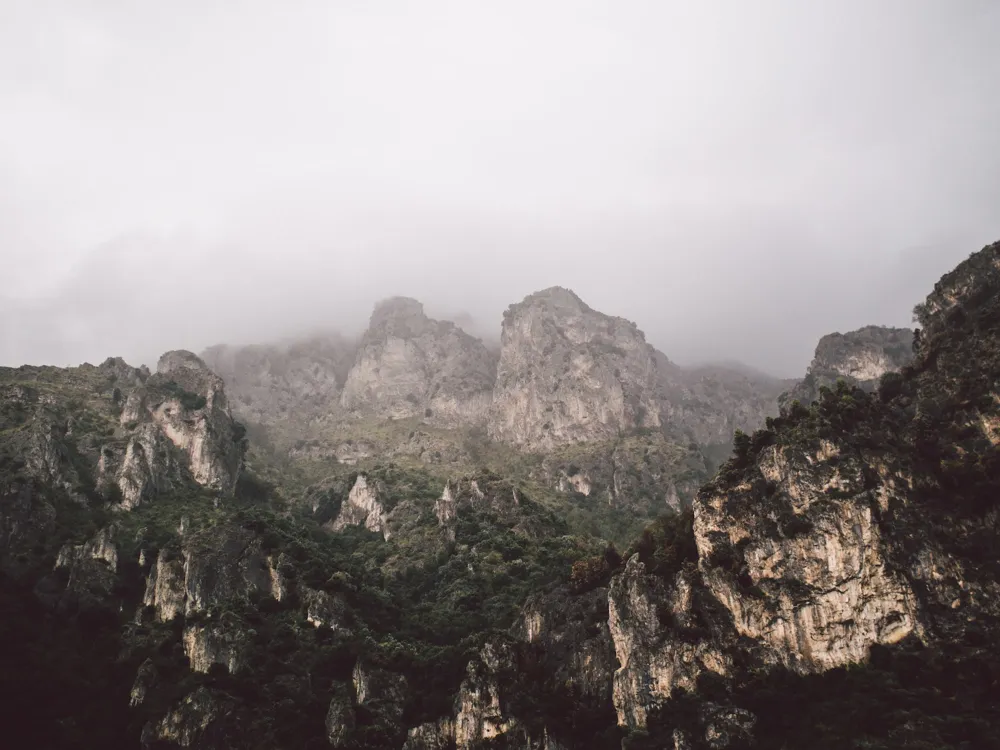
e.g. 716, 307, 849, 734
2, 1, 999, 376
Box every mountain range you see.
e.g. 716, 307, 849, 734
6, 241, 997, 749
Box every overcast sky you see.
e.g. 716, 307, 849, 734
2, 1, 999, 375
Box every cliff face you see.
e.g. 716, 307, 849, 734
488, 287, 663, 451
780, 325, 914, 409
197, 289, 786, 522
340, 297, 497, 426
0, 351, 244, 518
488, 288, 787, 454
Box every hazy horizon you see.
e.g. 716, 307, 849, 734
3, 1, 999, 376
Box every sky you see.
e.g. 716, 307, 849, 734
1, 0, 999, 376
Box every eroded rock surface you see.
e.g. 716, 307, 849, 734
327, 473, 391, 540
341, 297, 497, 426
780, 326, 914, 409
489, 287, 663, 450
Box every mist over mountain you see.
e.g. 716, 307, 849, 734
2, 2, 999, 374
3, 3, 1000, 748
0, 230, 978, 377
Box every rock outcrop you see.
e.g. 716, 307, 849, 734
340, 297, 497, 426
142, 526, 274, 621
143, 350, 245, 495
780, 325, 914, 409
142, 687, 224, 749
489, 287, 663, 450
0, 352, 244, 516
488, 287, 787, 453
327, 473, 391, 540
609, 557, 728, 729
694, 442, 920, 673
183, 618, 246, 674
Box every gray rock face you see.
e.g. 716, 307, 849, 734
436, 476, 527, 537
780, 325, 914, 408
143, 350, 245, 496
54, 525, 120, 602
142, 527, 273, 621
1, 353, 243, 518
600, 439, 927, 733
695, 442, 920, 674
489, 287, 663, 450
341, 297, 497, 426
488, 287, 787, 453
327, 473, 391, 540
142, 686, 222, 749
659, 360, 791, 447
201, 333, 356, 426
609, 558, 728, 729
183, 616, 246, 674
453, 641, 523, 748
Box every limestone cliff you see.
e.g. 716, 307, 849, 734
488, 287, 787, 453
488, 287, 663, 450
142, 526, 275, 622
780, 325, 914, 409
340, 297, 497, 426
0, 351, 244, 515
326, 473, 391, 540
144, 351, 245, 495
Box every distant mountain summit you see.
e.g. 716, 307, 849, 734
780, 325, 914, 409
339, 296, 497, 426
487, 286, 790, 452
488, 286, 663, 450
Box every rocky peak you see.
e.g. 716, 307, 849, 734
327, 474, 391, 540
157, 350, 214, 378
915, 240, 1000, 335
780, 325, 913, 409
139, 351, 243, 496
489, 287, 661, 450
99, 356, 149, 386
813, 325, 914, 381
516, 285, 592, 314
368, 296, 434, 337
340, 298, 497, 425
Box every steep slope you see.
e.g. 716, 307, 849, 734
488, 287, 787, 454
341, 297, 498, 426
488, 287, 663, 450
780, 325, 914, 409
0, 349, 607, 749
